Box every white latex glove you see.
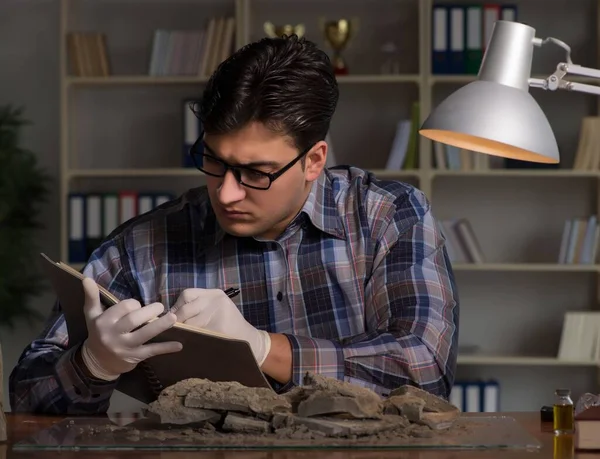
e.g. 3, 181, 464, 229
80, 277, 183, 381
171, 288, 271, 367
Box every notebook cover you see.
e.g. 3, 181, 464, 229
39, 253, 273, 404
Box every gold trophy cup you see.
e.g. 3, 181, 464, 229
322, 18, 353, 75
264, 21, 305, 38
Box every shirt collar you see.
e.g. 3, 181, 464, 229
203, 170, 346, 247
299, 170, 346, 240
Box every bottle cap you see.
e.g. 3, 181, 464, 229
556, 388, 571, 396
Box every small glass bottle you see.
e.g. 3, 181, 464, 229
553, 388, 574, 434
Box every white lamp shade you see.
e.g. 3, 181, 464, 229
420, 20, 560, 164
419, 80, 559, 163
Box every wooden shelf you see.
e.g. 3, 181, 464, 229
336, 74, 420, 84
68, 168, 202, 178
66, 76, 210, 86
67, 168, 600, 179
65, 74, 421, 87
430, 74, 600, 85
458, 355, 600, 367
431, 169, 599, 178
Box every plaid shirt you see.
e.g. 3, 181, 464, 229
10, 166, 459, 414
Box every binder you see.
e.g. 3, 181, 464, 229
465, 6, 483, 74
501, 5, 517, 22
85, 194, 103, 259
449, 382, 464, 410
68, 193, 87, 264
483, 5, 501, 50
483, 380, 500, 412
137, 194, 155, 216
449, 6, 465, 74
102, 194, 119, 238
119, 191, 138, 225
432, 5, 449, 74
183, 98, 203, 168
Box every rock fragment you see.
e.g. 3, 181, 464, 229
389, 385, 460, 430
286, 372, 383, 419
222, 413, 270, 435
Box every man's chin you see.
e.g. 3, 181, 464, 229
218, 220, 259, 238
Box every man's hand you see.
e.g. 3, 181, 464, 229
172, 288, 271, 366
80, 278, 183, 381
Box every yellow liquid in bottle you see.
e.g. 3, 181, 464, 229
553, 433, 574, 459
553, 404, 574, 433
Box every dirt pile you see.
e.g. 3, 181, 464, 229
135, 372, 461, 444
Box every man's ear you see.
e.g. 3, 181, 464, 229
305, 141, 327, 182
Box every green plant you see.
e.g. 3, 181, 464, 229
0, 105, 51, 330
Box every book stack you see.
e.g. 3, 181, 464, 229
432, 142, 494, 171
438, 218, 485, 263
432, 3, 517, 75
450, 380, 500, 412
557, 311, 600, 362
66, 32, 110, 76
68, 191, 175, 264
557, 215, 599, 264
384, 102, 420, 170
572, 117, 600, 171
148, 16, 236, 77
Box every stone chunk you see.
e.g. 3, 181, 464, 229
145, 396, 221, 426
389, 385, 460, 430
297, 394, 381, 419
389, 385, 455, 413
163, 378, 291, 418
287, 414, 408, 438
222, 413, 270, 435
385, 394, 426, 422
286, 372, 383, 419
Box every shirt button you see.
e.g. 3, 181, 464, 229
277, 291, 283, 301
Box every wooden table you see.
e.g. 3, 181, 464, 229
1, 411, 598, 458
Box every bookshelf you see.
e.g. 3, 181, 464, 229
60, 0, 600, 411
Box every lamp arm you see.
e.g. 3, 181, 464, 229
529, 63, 600, 96
528, 35, 600, 96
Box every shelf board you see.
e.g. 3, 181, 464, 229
66, 76, 210, 86
69, 168, 202, 178
452, 263, 599, 272
65, 74, 421, 86
68, 168, 423, 179
370, 169, 420, 178
65, 167, 600, 183
432, 169, 598, 178
336, 74, 420, 84
429, 74, 600, 85
458, 355, 599, 367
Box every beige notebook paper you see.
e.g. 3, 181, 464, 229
40, 253, 272, 404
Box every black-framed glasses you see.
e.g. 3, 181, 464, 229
188, 136, 312, 190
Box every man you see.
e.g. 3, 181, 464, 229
10, 34, 459, 414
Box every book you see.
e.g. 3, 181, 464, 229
575, 405, 600, 450
39, 253, 272, 404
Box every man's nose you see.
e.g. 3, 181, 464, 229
217, 170, 246, 205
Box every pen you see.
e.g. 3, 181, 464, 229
224, 287, 240, 299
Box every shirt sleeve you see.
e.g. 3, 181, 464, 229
283, 190, 459, 398
8, 242, 134, 414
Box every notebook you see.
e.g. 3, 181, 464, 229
39, 253, 272, 404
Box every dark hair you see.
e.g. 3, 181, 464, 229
196, 34, 339, 153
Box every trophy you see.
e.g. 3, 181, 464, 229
321, 18, 354, 75
264, 21, 305, 38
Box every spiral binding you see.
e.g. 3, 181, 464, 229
139, 361, 164, 397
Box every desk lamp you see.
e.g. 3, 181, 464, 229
419, 20, 600, 164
